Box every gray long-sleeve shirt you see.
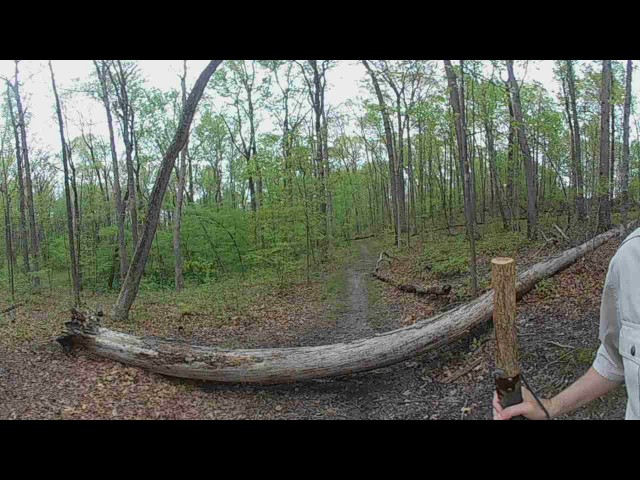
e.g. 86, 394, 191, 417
592, 227, 640, 420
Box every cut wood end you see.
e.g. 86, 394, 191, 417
491, 257, 514, 266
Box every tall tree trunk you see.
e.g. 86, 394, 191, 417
110, 61, 139, 249
68, 143, 82, 288
94, 60, 128, 283
49, 61, 81, 306
484, 115, 509, 230
1, 154, 16, 303
622, 61, 633, 227
610, 98, 616, 205
505, 88, 517, 229
561, 69, 579, 222
506, 61, 537, 240
322, 107, 332, 245
362, 60, 400, 246
5, 86, 29, 275
306, 60, 331, 250
444, 60, 478, 298
406, 115, 417, 233
111, 60, 222, 322
384, 71, 408, 237
598, 60, 612, 232
12, 63, 40, 286
174, 61, 189, 292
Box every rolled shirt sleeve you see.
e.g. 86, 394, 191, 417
592, 259, 625, 383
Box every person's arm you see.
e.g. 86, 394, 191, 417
493, 367, 621, 420
493, 256, 624, 420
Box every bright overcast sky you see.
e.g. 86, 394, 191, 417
0, 60, 638, 157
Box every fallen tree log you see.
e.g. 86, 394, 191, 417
372, 270, 452, 296
58, 221, 636, 384
372, 251, 451, 295
350, 234, 375, 241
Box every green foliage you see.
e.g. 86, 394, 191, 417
478, 226, 531, 258
423, 235, 469, 278
535, 278, 556, 296
422, 225, 530, 279
0, 59, 637, 313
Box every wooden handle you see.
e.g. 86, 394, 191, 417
492, 257, 525, 420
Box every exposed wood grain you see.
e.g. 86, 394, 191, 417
492, 257, 524, 416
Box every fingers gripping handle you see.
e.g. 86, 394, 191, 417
495, 371, 526, 420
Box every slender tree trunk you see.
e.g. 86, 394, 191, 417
5, 87, 29, 275
49, 61, 80, 306
406, 115, 417, 233
94, 60, 128, 282
598, 60, 612, 232
562, 69, 579, 222
68, 143, 82, 288
484, 116, 509, 230
386, 75, 408, 237
622, 61, 633, 227
362, 60, 400, 246
506, 61, 537, 240
567, 62, 586, 221
110, 61, 139, 249
322, 107, 332, 244
174, 61, 189, 292
13, 63, 40, 287
1, 154, 15, 303
505, 89, 517, 229
444, 60, 478, 297
174, 145, 187, 291
111, 60, 222, 322
610, 99, 616, 205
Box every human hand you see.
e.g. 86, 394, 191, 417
492, 387, 552, 420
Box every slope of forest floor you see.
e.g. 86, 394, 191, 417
0, 224, 629, 419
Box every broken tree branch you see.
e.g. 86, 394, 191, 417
553, 224, 570, 242
442, 357, 483, 384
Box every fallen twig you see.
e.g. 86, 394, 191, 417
545, 340, 575, 350
540, 350, 575, 372
532, 239, 553, 259
442, 357, 483, 384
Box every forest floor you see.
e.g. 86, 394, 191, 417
0, 228, 629, 420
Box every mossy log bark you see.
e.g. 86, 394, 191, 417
58, 222, 635, 384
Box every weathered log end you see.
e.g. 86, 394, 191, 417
57, 308, 103, 355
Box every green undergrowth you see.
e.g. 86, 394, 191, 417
421, 223, 537, 280
0, 237, 365, 345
